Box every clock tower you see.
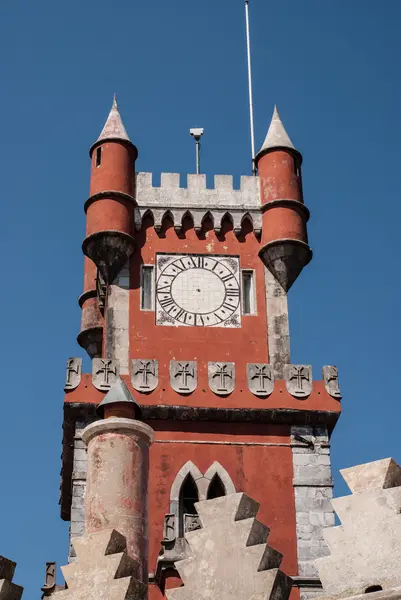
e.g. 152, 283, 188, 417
61, 98, 341, 600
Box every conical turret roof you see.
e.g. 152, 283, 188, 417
96, 94, 131, 145
256, 106, 296, 158
96, 377, 141, 419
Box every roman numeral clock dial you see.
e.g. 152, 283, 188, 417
156, 254, 241, 328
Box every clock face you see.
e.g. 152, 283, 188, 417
156, 254, 241, 327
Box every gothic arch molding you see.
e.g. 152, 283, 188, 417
170, 461, 203, 504
203, 462, 236, 498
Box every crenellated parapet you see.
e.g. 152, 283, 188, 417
134, 173, 262, 235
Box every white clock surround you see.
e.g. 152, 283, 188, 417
156, 253, 241, 328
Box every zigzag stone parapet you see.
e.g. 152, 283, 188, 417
0, 555, 23, 599
166, 492, 292, 600
53, 529, 147, 600
134, 173, 262, 234
315, 458, 401, 599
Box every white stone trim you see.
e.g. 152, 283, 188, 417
169, 461, 236, 538
139, 263, 155, 311
154, 440, 291, 447
170, 461, 204, 504
82, 418, 154, 446
203, 461, 236, 496
264, 267, 290, 378
241, 268, 257, 315
106, 278, 130, 374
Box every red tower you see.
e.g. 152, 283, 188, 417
61, 100, 341, 600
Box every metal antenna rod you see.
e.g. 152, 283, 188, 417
245, 0, 256, 175
190, 128, 204, 174
195, 139, 200, 175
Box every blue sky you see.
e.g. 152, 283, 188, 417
0, 0, 400, 597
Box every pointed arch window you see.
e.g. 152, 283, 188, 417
166, 461, 236, 543
179, 475, 199, 536
207, 474, 226, 500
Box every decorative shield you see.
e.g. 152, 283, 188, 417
92, 358, 119, 391
284, 364, 312, 399
208, 362, 235, 395
247, 363, 274, 397
170, 361, 197, 393
131, 359, 158, 392
322, 365, 341, 399
162, 514, 176, 544
64, 357, 82, 391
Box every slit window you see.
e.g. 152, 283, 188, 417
141, 265, 154, 310
241, 270, 256, 315
95, 147, 102, 167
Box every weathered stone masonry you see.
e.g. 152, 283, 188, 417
69, 420, 90, 561
291, 425, 334, 600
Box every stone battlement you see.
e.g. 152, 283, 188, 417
134, 173, 262, 234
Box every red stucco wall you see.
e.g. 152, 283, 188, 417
129, 218, 269, 385
147, 422, 298, 599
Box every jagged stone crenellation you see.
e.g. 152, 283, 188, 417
166, 492, 293, 600
0, 555, 23, 599
315, 458, 401, 600
53, 529, 147, 600
134, 173, 262, 234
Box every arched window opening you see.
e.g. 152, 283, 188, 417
181, 475, 198, 514
179, 475, 199, 536
207, 475, 226, 500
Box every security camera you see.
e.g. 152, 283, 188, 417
189, 128, 204, 141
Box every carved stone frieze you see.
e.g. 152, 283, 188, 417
131, 359, 158, 392
284, 364, 312, 399
247, 363, 274, 396
184, 513, 202, 533
323, 365, 341, 399
208, 362, 235, 395
170, 361, 197, 393
64, 358, 82, 391
92, 358, 119, 391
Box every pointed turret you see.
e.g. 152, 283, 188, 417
82, 96, 137, 289
256, 106, 312, 291
91, 94, 131, 149
258, 106, 295, 155
97, 377, 142, 419
79, 97, 138, 357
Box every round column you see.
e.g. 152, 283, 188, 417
82, 417, 154, 583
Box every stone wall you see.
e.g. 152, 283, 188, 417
106, 263, 130, 375
69, 420, 91, 561
291, 425, 334, 600
264, 268, 290, 378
